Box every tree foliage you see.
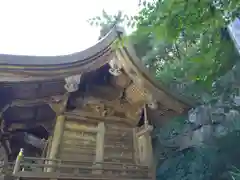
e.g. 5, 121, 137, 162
89, 0, 240, 101
136, 0, 240, 99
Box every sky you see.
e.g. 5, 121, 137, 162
0, 0, 139, 56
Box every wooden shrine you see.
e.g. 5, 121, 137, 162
0, 26, 194, 180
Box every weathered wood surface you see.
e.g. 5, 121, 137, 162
104, 124, 134, 164
0, 27, 120, 80
0, 26, 194, 116
60, 121, 97, 162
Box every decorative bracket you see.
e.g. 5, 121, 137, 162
64, 74, 82, 92
108, 57, 122, 76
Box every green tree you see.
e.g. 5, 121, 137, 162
89, 0, 240, 101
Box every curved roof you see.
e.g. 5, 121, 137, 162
0, 26, 121, 79
0, 26, 197, 109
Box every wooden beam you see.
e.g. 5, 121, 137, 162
65, 111, 136, 127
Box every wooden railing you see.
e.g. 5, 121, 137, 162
3, 156, 152, 180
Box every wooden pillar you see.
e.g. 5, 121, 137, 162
137, 131, 152, 167
137, 104, 153, 167
94, 122, 105, 174
144, 132, 153, 167
136, 129, 154, 179
46, 115, 65, 172
143, 131, 154, 180
47, 93, 68, 158
48, 115, 65, 160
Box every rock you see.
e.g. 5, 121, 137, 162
224, 109, 240, 131
177, 125, 213, 150
192, 125, 213, 143
233, 96, 240, 106
213, 124, 228, 138
210, 107, 225, 124
188, 105, 211, 125
225, 109, 240, 122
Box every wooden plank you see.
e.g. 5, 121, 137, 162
61, 144, 96, 150
65, 121, 97, 132
60, 148, 95, 155
104, 145, 133, 150
62, 137, 96, 143
63, 132, 96, 141
104, 148, 133, 153
64, 126, 98, 133
60, 155, 94, 161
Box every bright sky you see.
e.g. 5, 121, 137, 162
0, 0, 139, 56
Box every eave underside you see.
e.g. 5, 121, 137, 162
0, 27, 196, 130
